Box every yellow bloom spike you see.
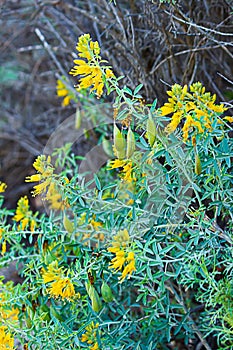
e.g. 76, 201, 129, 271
120, 252, 136, 283
42, 261, 75, 301
70, 34, 115, 98
81, 322, 100, 349
160, 82, 229, 143
109, 250, 126, 271
13, 196, 37, 232
25, 155, 55, 197
108, 229, 136, 282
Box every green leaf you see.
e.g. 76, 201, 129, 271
133, 84, 143, 95
123, 86, 133, 96
94, 174, 101, 190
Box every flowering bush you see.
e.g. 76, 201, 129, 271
0, 33, 232, 350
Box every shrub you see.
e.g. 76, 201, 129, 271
0, 33, 232, 350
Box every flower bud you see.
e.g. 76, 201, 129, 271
101, 282, 114, 302
126, 127, 135, 159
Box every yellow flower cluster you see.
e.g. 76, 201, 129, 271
160, 82, 228, 142
56, 79, 75, 107
25, 155, 68, 210
69, 33, 114, 98
0, 182, 7, 193
13, 196, 36, 231
0, 326, 14, 350
45, 181, 68, 211
81, 321, 100, 350
108, 229, 136, 283
25, 155, 54, 196
0, 281, 19, 350
108, 159, 136, 182
41, 261, 75, 301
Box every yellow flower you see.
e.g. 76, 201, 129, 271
120, 252, 136, 282
69, 33, 114, 98
109, 250, 126, 271
105, 68, 114, 78
41, 261, 75, 301
81, 321, 100, 349
161, 82, 228, 142
0, 182, 7, 193
108, 229, 136, 282
1, 241, 6, 256
56, 79, 75, 107
0, 326, 14, 350
160, 104, 174, 116
224, 116, 233, 123
41, 261, 62, 283
108, 159, 126, 169
76, 34, 100, 60
89, 217, 102, 231
122, 162, 135, 182
33, 155, 51, 173
165, 111, 182, 133
49, 278, 75, 301
25, 155, 54, 197
45, 182, 67, 211
90, 343, 99, 350
13, 196, 37, 231
108, 159, 136, 182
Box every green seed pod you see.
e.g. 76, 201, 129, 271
126, 127, 135, 159
75, 107, 82, 129
195, 154, 202, 175
85, 281, 92, 298
113, 124, 126, 160
146, 116, 156, 147
63, 214, 74, 233
101, 282, 114, 303
102, 137, 114, 158
90, 287, 103, 313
